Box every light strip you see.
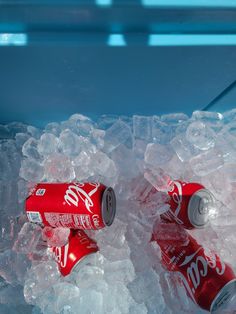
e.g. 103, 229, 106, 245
107, 34, 126, 46
142, 0, 236, 7
0, 33, 27, 46
149, 34, 236, 46
95, 0, 112, 6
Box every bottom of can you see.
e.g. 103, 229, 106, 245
188, 189, 214, 228
102, 187, 116, 226
210, 278, 236, 312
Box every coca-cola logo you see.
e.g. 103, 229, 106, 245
179, 249, 225, 297
53, 243, 69, 268
64, 182, 100, 214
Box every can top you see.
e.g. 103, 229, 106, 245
101, 187, 116, 226
211, 279, 236, 312
188, 188, 214, 228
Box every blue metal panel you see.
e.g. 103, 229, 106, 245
0, 2, 236, 126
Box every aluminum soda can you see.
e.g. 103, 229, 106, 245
161, 180, 214, 229
25, 182, 116, 230
155, 229, 236, 312
52, 229, 99, 276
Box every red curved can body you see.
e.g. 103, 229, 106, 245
25, 182, 116, 230
155, 232, 236, 311
52, 230, 98, 276
160, 180, 211, 230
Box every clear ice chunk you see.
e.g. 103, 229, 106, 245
73, 151, 94, 180
145, 143, 173, 167
190, 148, 224, 176
13, 223, 42, 254
92, 151, 117, 178
37, 133, 59, 156
22, 138, 41, 160
42, 227, 70, 247
103, 120, 132, 153
170, 134, 197, 162
58, 129, 81, 156
20, 158, 44, 182
144, 166, 173, 192
186, 121, 215, 150
133, 115, 152, 141
44, 153, 75, 181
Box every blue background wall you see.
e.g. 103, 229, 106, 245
0, 1, 236, 127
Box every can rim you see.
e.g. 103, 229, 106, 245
101, 187, 116, 226
210, 278, 236, 312
70, 250, 98, 276
187, 188, 213, 229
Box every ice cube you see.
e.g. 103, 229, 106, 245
27, 126, 42, 139
104, 259, 135, 285
99, 243, 130, 262
52, 282, 80, 313
44, 153, 75, 181
37, 133, 59, 156
186, 120, 215, 151
224, 108, 236, 124
125, 220, 151, 246
42, 227, 70, 247
79, 289, 103, 314
96, 219, 126, 249
58, 129, 81, 156
73, 151, 94, 180
159, 272, 191, 312
190, 148, 224, 176
13, 223, 42, 254
111, 145, 138, 178
0, 250, 27, 285
71, 114, 94, 137
44, 122, 61, 136
152, 116, 173, 144
145, 143, 173, 167
20, 158, 44, 182
73, 264, 104, 289
133, 115, 152, 141
144, 166, 173, 192
170, 134, 197, 162
92, 151, 117, 178
128, 269, 162, 304
22, 138, 41, 160
15, 133, 30, 148
24, 261, 60, 305
17, 179, 28, 203
103, 120, 132, 153
97, 114, 119, 130
129, 302, 147, 314
161, 112, 188, 123
7, 122, 28, 136
192, 110, 224, 126
91, 128, 105, 149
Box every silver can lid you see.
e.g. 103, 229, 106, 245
188, 188, 214, 228
102, 187, 116, 226
211, 279, 236, 312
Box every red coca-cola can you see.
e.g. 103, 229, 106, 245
161, 180, 214, 229
52, 229, 99, 276
154, 226, 236, 312
25, 182, 116, 230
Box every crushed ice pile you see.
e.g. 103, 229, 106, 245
1, 111, 236, 313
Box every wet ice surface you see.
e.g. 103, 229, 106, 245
1, 110, 236, 313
